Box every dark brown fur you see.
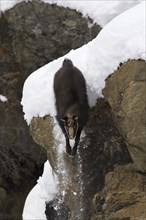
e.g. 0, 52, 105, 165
54, 59, 89, 155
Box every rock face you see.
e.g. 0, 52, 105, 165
0, 1, 100, 219
1, 1, 145, 219
92, 164, 146, 220
0, 13, 47, 220
4, 0, 100, 75
30, 60, 146, 220
30, 98, 131, 220
103, 60, 146, 172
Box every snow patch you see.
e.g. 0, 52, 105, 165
44, 0, 143, 27
22, 161, 58, 220
0, 0, 30, 12
0, 95, 8, 102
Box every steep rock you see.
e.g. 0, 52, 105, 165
30, 98, 131, 220
92, 164, 146, 220
103, 60, 146, 172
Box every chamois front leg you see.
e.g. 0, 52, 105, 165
65, 133, 72, 155
60, 121, 72, 155
72, 129, 81, 156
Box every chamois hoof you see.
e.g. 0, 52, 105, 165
66, 146, 72, 156
71, 149, 77, 156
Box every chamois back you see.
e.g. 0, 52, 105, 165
54, 59, 89, 155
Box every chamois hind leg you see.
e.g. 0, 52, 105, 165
72, 130, 81, 156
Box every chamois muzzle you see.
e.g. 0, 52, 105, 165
62, 115, 78, 140
68, 126, 75, 140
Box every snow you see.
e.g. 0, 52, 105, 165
21, 1, 145, 125
1, 0, 143, 28
1, 0, 144, 28
23, 161, 58, 220
14, 0, 145, 219
44, 0, 143, 27
0, 0, 29, 12
0, 94, 8, 102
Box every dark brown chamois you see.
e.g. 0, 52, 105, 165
54, 59, 89, 156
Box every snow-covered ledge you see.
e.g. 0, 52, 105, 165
21, 2, 145, 125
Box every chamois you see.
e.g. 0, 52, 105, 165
54, 59, 89, 156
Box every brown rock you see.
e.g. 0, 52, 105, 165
30, 116, 57, 171
92, 164, 146, 220
103, 60, 146, 172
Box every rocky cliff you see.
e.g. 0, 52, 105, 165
0, 1, 100, 219
103, 60, 146, 172
93, 60, 146, 220
30, 60, 146, 220
1, 1, 145, 220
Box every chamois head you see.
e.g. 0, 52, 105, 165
61, 114, 78, 140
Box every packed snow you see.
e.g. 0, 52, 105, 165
6, 0, 144, 219
0, 95, 8, 102
23, 161, 58, 220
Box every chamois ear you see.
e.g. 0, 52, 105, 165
74, 116, 78, 121
61, 116, 67, 122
